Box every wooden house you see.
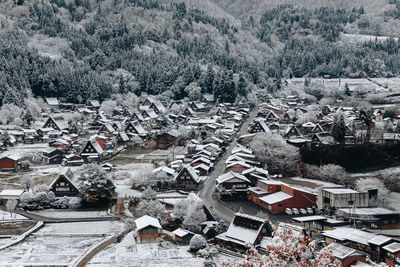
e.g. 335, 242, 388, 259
50, 168, 80, 197
63, 154, 84, 166
42, 117, 69, 132
87, 100, 101, 110
216, 171, 252, 194
175, 164, 201, 189
155, 132, 179, 149
249, 119, 270, 134
383, 242, 400, 267
216, 213, 272, 250
283, 125, 302, 139
42, 148, 64, 164
80, 137, 104, 162
98, 123, 115, 137
0, 155, 22, 171
172, 228, 194, 244
135, 215, 162, 240
149, 101, 166, 114
124, 121, 146, 136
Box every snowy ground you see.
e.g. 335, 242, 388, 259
88, 232, 205, 267
1, 143, 49, 159
0, 210, 28, 221
31, 209, 112, 219
0, 221, 126, 266
38, 221, 125, 235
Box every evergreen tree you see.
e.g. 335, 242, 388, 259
345, 83, 351, 96
331, 115, 346, 143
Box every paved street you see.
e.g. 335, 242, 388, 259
198, 104, 258, 223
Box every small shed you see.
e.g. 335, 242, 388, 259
172, 228, 194, 244
135, 215, 162, 240
0, 189, 24, 204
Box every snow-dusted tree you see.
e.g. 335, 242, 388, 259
189, 234, 208, 252
24, 95, 44, 119
134, 186, 165, 219
172, 193, 207, 231
6, 199, 18, 215
319, 164, 348, 185
183, 201, 207, 232
77, 164, 115, 203
184, 82, 202, 101
0, 132, 11, 147
0, 104, 22, 125
356, 178, 390, 205
305, 164, 349, 185
19, 190, 56, 210
221, 224, 340, 267
114, 92, 139, 112
99, 100, 119, 116
250, 132, 300, 175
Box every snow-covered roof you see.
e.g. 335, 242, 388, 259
0, 189, 24, 198
337, 207, 398, 216
172, 228, 193, 237
383, 242, 400, 253
242, 167, 269, 176
326, 242, 362, 260
368, 235, 392, 246
292, 215, 327, 223
216, 172, 250, 184
153, 166, 176, 176
217, 213, 266, 246
258, 191, 293, 204
322, 228, 376, 245
135, 215, 161, 231
45, 97, 59, 106
323, 188, 359, 194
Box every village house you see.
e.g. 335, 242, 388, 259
216, 171, 252, 196
42, 148, 64, 164
135, 215, 162, 240
325, 242, 367, 267
174, 164, 201, 190
172, 228, 195, 244
0, 189, 25, 205
49, 168, 80, 197
0, 155, 22, 171
216, 213, 272, 250
42, 116, 69, 132
80, 137, 104, 162
383, 242, 400, 267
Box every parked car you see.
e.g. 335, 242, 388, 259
285, 208, 293, 215
300, 208, 307, 215
292, 208, 299, 215
307, 207, 314, 214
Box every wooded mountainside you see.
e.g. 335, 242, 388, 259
1, 0, 400, 106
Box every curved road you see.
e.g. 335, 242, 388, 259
198, 105, 258, 223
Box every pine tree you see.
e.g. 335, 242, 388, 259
331, 115, 346, 143
345, 82, 351, 96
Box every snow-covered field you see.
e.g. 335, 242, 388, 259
0, 221, 126, 266
0, 210, 28, 221
1, 143, 49, 159
88, 232, 204, 267
39, 221, 125, 235
31, 209, 112, 219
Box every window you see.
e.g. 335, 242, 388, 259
278, 204, 282, 207
348, 200, 354, 205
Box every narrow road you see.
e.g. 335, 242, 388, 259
199, 105, 258, 223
